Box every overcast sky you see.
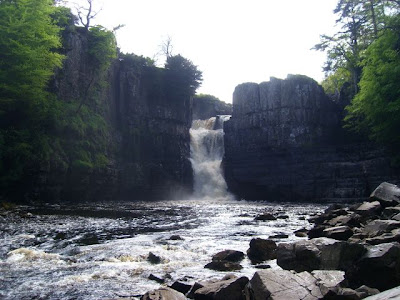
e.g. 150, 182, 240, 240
68, 0, 338, 103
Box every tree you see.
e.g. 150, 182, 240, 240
0, 0, 64, 199
75, 0, 99, 30
315, 0, 396, 96
165, 54, 203, 96
345, 15, 400, 155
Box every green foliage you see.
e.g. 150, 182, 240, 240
88, 25, 117, 72
0, 0, 65, 199
345, 15, 400, 155
165, 54, 203, 96
321, 67, 352, 96
194, 94, 222, 102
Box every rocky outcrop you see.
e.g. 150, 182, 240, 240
109, 57, 193, 200
224, 75, 400, 202
245, 269, 346, 300
192, 94, 232, 120
41, 29, 193, 202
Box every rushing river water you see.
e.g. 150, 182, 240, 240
0, 117, 327, 299
0, 200, 326, 299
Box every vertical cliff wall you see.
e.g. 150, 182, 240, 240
42, 28, 193, 202
224, 75, 400, 202
109, 57, 193, 200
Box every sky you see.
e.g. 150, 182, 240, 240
68, 0, 338, 103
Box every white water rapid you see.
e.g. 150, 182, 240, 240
190, 115, 232, 200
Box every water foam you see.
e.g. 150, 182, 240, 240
190, 115, 233, 201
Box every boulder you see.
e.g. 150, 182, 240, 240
204, 261, 242, 271
147, 252, 162, 264
361, 220, 400, 238
347, 242, 400, 291
276, 237, 366, 272
356, 201, 382, 217
247, 238, 277, 263
323, 225, 353, 241
212, 250, 244, 262
170, 281, 192, 295
370, 182, 400, 207
141, 287, 187, 300
363, 285, 400, 300
194, 274, 248, 300
245, 269, 345, 300
255, 213, 277, 221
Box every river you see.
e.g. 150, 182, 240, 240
0, 117, 327, 299
0, 200, 325, 299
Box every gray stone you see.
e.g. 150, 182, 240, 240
204, 260, 242, 272
247, 238, 277, 263
212, 250, 245, 263
245, 269, 345, 300
194, 274, 248, 300
141, 287, 187, 300
363, 285, 400, 300
356, 201, 382, 216
370, 182, 400, 207
323, 225, 353, 241
277, 237, 366, 272
347, 242, 400, 291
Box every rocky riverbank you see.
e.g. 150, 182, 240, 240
140, 182, 400, 300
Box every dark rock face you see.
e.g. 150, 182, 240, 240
43, 30, 193, 202
224, 75, 400, 202
109, 59, 193, 200
192, 95, 232, 120
247, 238, 277, 263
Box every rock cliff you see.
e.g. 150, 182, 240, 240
43, 28, 193, 202
224, 75, 400, 202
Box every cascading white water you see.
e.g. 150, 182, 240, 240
190, 115, 232, 200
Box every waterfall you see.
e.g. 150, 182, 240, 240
190, 115, 232, 200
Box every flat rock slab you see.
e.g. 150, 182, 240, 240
141, 287, 187, 300
356, 201, 381, 216
323, 225, 353, 241
364, 285, 400, 300
247, 269, 345, 300
194, 274, 249, 300
370, 182, 400, 207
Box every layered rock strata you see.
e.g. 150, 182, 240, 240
224, 75, 400, 202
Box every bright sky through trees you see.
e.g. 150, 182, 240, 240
68, 0, 338, 103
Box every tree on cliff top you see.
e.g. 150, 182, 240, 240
165, 54, 203, 96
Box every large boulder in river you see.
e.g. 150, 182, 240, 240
212, 250, 245, 262
370, 182, 400, 207
194, 274, 248, 300
141, 287, 187, 300
276, 237, 366, 272
247, 238, 277, 263
347, 242, 400, 291
244, 269, 345, 300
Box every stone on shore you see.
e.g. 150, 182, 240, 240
194, 274, 248, 300
244, 269, 345, 300
276, 237, 366, 272
204, 260, 242, 271
347, 242, 400, 291
247, 238, 277, 263
356, 201, 382, 217
370, 182, 400, 207
141, 287, 187, 300
323, 225, 353, 241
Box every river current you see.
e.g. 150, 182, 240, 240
0, 200, 325, 299
0, 117, 327, 299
